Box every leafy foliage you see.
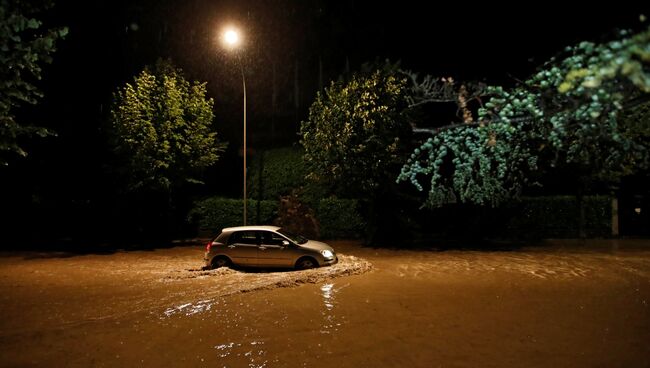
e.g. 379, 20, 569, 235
399, 27, 650, 207
300, 70, 412, 197
110, 60, 226, 190
0, 0, 67, 164
617, 99, 650, 170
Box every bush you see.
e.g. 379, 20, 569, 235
317, 198, 364, 239
503, 195, 612, 238
189, 197, 278, 236
248, 147, 306, 200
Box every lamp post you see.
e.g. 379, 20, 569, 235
223, 28, 248, 225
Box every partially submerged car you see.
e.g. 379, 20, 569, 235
204, 225, 338, 270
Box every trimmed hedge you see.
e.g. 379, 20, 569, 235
189, 197, 278, 236
503, 195, 612, 238
247, 146, 331, 208
248, 147, 306, 200
190, 195, 610, 241
396, 195, 613, 242
189, 196, 363, 239
317, 198, 364, 239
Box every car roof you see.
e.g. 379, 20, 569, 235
221, 225, 281, 233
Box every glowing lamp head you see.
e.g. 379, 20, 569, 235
223, 29, 240, 47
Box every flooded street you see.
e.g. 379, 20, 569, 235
1, 240, 649, 367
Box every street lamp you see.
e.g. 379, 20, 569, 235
222, 27, 248, 225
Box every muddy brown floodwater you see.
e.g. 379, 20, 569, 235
1, 239, 650, 367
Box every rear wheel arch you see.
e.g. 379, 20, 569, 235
211, 255, 233, 269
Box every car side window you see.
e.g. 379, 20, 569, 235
226, 232, 238, 245
272, 233, 288, 245
228, 231, 258, 245
261, 231, 285, 246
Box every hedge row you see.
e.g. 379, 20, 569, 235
246, 147, 331, 207
248, 147, 306, 200
189, 196, 364, 239
316, 198, 365, 239
408, 195, 613, 240
190, 195, 612, 240
503, 195, 612, 238
188, 197, 279, 236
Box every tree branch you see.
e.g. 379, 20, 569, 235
411, 93, 650, 135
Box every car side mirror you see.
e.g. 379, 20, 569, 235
282, 240, 290, 247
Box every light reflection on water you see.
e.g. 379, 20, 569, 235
163, 299, 216, 317
319, 282, 348, 335
321, 283, 335, 311
213, 340, 268, 366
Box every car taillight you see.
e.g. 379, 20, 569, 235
206, 241, 212, 252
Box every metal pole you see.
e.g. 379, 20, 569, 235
240, 61, 247, 226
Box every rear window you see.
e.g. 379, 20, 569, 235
228, 231, 259, 245
215, 232, 230, 243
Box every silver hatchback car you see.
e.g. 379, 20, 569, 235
204, 225, 338, 269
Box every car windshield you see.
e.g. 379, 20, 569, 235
277, 229, 308, 245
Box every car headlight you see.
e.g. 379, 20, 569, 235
321, 250, 334, 259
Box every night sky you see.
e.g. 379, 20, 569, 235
33, 1, 648, 146
37, 1, 649, 129
42, 1, 649, 114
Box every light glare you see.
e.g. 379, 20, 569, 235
224, 29, 239, 46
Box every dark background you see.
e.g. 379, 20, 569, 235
2, 1, 648, 245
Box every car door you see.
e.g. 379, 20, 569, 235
226, 231, 259, 266
257, 231, 295, 267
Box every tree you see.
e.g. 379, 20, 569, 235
0, 0, 67, 165
110, 59, 226, 192
300, 70, 412, 198
398, 26, 650, 208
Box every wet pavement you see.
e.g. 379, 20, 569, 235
0, 239, 649, 367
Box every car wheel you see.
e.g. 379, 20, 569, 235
296, 257, 318, 270
212, 256, 232, 269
